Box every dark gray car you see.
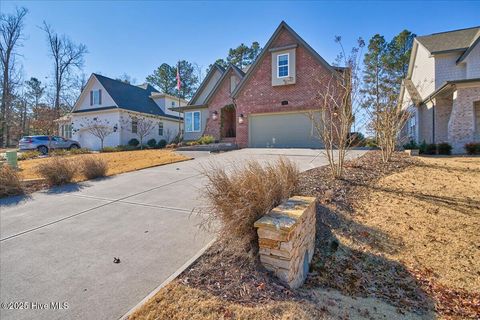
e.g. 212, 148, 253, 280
19, 136, 81, 155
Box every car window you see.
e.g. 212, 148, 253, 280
36, 136, 50, 141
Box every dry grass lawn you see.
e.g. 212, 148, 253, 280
17, 149, 189, 181
355, 156, 480, 292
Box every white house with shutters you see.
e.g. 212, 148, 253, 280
57, 73, 187, 150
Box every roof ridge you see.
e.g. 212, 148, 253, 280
417, 25, 480, 38
93, 73, 157, 92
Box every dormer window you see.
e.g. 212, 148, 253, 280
90, 89, 102, 105
277, 54, 289, 78
171, 101, 175, 107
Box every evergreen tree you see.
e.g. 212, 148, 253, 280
208, 42, 262, 73
384, 30, 416, 94
146, 63, 176, 95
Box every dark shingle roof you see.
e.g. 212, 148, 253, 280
93, 74, 180, 120
416, 26, 480, 54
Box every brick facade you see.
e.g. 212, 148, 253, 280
448, 86, 480, 153
203, 25, 339, 148
203, 68, 240, 141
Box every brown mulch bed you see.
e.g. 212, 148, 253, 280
178, 151, 418, 307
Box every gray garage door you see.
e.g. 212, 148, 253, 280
248, 111, 323, 148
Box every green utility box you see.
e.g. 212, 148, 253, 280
6, 150, 18, 168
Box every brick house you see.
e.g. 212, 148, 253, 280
400, 26, 480, 153
173, 21, 346, 148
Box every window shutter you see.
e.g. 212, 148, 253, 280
90, 91, 93, 105
99, 89, 102, 104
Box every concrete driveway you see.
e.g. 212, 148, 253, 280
0, 148, 366, 320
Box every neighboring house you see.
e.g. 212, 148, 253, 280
400, 26, 480, 153
57, 74, 187, 150
172, 21, 345, 148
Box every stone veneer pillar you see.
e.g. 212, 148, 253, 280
254, 196, 316, 289
448, 87, 480, 153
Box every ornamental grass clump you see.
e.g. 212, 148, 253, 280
80, 156, 108, 179
200, 157, 299, 256
0, 165, 23, 197
36, 157, 77, 186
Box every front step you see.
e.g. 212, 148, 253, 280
177, 142, 239, 152
220, 137, 237, 143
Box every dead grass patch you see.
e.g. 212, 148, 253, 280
200, 157, 299, 254
80, 156, 108, 179
36, 157, 77, 186
17, 149, 189, 181
0, 165, 23, 197
129, 282, 326, 320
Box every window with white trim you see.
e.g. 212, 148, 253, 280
277, 53, 289, 78
158, 122, 164, 136
91, 90, 102, 105
185, 111, 201, 132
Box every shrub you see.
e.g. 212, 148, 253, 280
128, 138, 140, 147
70, 148, 91, 155
403, 140, 418, 150
121, 145, 138, 151
147, 138, 157, 149
425, 143, 437, 155
418, 140, 428, 154
18, 150, 41, 161
197, 135, 215, 145
465, 142, 480, 155
80, 156, 108, 179
101, 146, 120, 153
437, 142, 452, 155
157, 139, 167, 149
200, 158, 299, 255
364, 138, 378, 148
0, 165, 23, 197
36, 157, 77, 186
50, 149, 69, 157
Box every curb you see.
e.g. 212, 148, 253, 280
118, 237, 216, 320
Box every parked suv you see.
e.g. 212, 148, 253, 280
19, 136, 81, 155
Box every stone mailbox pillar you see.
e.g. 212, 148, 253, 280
254, 196, 316, 289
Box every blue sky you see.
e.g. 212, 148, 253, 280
3, 0, 480, 85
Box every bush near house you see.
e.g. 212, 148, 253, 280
147, 139, 157, 149
403, 140, 418, 150
18, 150, 41, 161
197, 135, 215, 145
80, 156, 108, 179
69, 148, 91, 155
101, 146, 120, 153
157, 139, 167, 149
128, 138, 140, 147
50, 149, 70, 157
201, 158, 299, 255
465, 142, 480, 155
36, 157, 77, 186
425, 143, 437, 155
437, 142, 452, 155
0, 165, 23, 197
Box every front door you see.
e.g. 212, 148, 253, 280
221, 105, 236, 138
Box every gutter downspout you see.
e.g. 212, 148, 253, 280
428, 97, 435, 144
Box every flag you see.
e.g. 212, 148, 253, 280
176, 62, 181, 92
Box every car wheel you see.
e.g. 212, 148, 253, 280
37, 146, 48, 155
70, 144, 80, 150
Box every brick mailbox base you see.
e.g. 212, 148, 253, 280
254, 196, 316, 289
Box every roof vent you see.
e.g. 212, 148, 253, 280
281, 100, 288, 105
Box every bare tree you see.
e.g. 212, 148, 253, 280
76, 118, 114, 150
121, 113, 157, 149
309, 37, 365, 179
0, 7, 28, 147
42, 22, 87, 115
371, 92, 411, 163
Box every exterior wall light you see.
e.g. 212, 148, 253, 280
113, 124, 118, 132
212, 111, 218, 121
238, 113, 244, 124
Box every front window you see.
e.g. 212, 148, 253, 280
171, 101, 175, 107
132, 119, 138, 133
277, 53, 289, 78
185, 111, 201, 132
159, 122, 164, 136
